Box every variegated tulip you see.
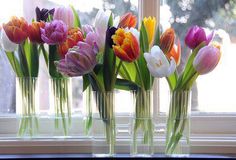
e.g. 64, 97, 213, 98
160, 28, 175, 54
112, 28, 139, 62
193, 45, 221, 75
144, 46, 176, 78
2, 16, 28, 44
118, 12, 137, 28
143, 16, 156, 45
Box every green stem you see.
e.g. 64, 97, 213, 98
90, 71, 105, 92
111, 60, 122, 89
134, 61, 145, 90
40, 44, 49, 67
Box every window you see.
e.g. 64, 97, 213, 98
0, 0, 235, 155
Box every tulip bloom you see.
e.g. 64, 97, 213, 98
185, 25, 214, 49
2, 16, 28, 44
143, 16, 156, 45
56, 42, 97, 77
53, 6, 74, 28
40, 20, 68, 45
0, 29, 17, 52
144, 46, 176, 78
28, 21, 45, 43
58, 28, 84, 58
35, 7, 55, 22
160, 28, 175, 55
112, 28, 139, 62
166, 39, 181, 65
118, 12, 137, 28
94, 9, 111, 52
193, 45, 221, 75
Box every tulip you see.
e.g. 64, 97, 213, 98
160, 28, 175, 55
144, 46, 176, 78
28, 21, 45, 43
2, 16, 28, 44
112, 28, 140, 62
53, 6, 74, 28
118, 12, 137, 28
58, 27, 84, 58
56, 42, 97, 76
40, 20, 68, 45
94, 9, 111, 52
0, 29, 17, 52
185, 25, 214, 49
35, 7, 55, 22
166, 39, 181, 65
143, 16, 156, 45
193, 45, 221, 75
82, 24, 94, 35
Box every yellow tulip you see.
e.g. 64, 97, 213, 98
143, 16, 156, 46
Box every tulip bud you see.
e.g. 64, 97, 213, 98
160, 28, 175, 54
185, 25, 214, 49
53, 6, 74, 28
193, 45, 221, 75
118, 12, 137, 28
28, 21, 45, 43
143, 16, 156, 45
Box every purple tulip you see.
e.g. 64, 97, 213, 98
55, 39, 98, 77
40, 20, 68, 45
82, 25, 94, 35
185, 25, 214, 49
193, 45, 221, 75
35, 7, 55, 22
53, 6, 74, 28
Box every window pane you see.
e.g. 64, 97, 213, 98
0, 0, 138, 114
160, 0, 236, 112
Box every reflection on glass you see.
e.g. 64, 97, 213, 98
160, 0, 236, 112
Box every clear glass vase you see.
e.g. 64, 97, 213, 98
83, 85, 93, 136
91, 91, 116, 157
131, 89, 154, 156
165, 90, 191, 156
49, 77, 72, 136
16, 77, 39, 137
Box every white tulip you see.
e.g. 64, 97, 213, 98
144, 46, 176, 78
0, 30, 17, 52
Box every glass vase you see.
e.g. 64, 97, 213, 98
131, 89, 154, 156
165, 90, 191, 156
49, 77, 72, 136
83, 85, 93, 136
91, 91, 116, 157
16, 77, 39, 137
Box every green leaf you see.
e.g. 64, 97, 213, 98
49, 45, 63, 78
18, 43, 29, 76
115, 78, 138, 91
24, 40, 39, 77
166, 71, 178, 91
137, 21, 153, 90
103, 13, 114, 91
5, 52, 23, 77
83, 74, 90, 91
70, 5, 81, 28
153, 25, 160, 46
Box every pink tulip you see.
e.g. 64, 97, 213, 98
53, 6, 74, 28
193, 45, 221, 75
40, 20, 68, 45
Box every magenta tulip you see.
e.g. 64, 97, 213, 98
40, 20, 68, 45
185, 25, 214, 49
193, 45, 221, 75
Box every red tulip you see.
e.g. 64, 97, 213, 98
28, 21, 45, 43
118, 12, 137, 28
160, 28, 175, 55
166, 39, 181, 65
3, 16, 29, 44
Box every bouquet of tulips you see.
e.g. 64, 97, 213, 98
151, 26, 221, 154
0, 16, 41, 136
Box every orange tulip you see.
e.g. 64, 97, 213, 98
3, 16, 28, 44
118, 12, 137, 28
160, 28, 175, 55
28, 21, 45, 43
166, 39, 181, 65
58, 27, 84, 58
112, 28, 139, 62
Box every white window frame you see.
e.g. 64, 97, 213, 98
0, 0, 236, 155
